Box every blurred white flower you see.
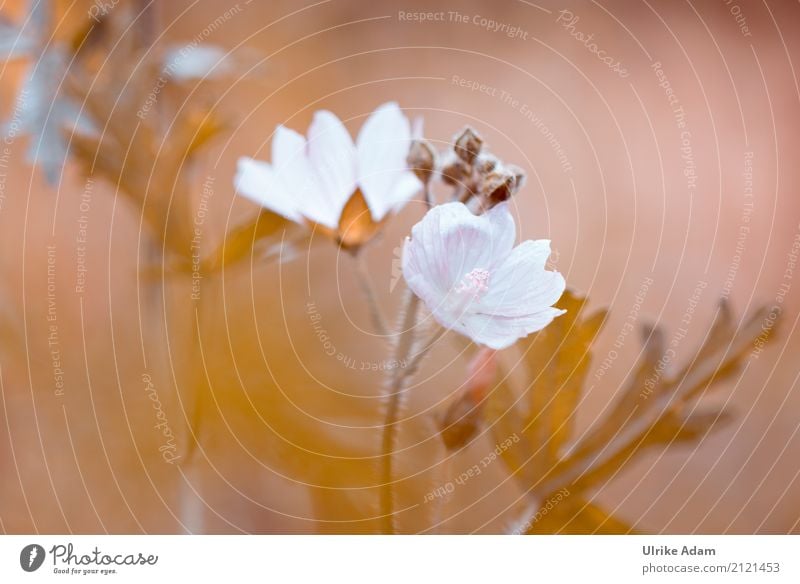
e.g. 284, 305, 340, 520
163, 44, 267, 83
402, 202, 566, 350
235, 102, 422, 230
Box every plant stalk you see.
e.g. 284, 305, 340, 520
352, 252, 389, 336
379, 291, 421, 533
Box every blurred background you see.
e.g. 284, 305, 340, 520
0, 0, 799, 534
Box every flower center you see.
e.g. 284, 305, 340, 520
454, 268, 491, 300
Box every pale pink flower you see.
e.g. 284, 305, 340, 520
402, 202, 566, 350
235, 102, 422, 230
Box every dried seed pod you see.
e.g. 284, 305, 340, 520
475, 154, 499, 175
480, 166, 517, 205
407, 139, 436, 182
440, 395, 482, 451
439, 153, 470, 187
507, 164, 526, 191
454, 127, 483, 164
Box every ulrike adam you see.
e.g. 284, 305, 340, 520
642, 545, 716, 556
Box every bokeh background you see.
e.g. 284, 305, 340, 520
0, 0, 799, 533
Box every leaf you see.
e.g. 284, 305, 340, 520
540, 301, 777, 497
566, 409, 733, 494
486, 291, 779, 533
677, 302, 771, 401
486, 289, 606, 485
660, 409, 735, 444
566, 323, 665, 463
525, 494, 637, 535
69, 58, 226, 259
203, 210, 292, 272
484, 369, 539, 483
522, 292, 606, 470
266, 408, 382, 534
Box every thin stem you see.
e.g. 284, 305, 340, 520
380, 291, 420, 533
352, 252, 389, 336
406, 325, 446, 372
135, 0, 156, 49
450, 184, 465, 203
423, 182, 433, 209
379, 322, 446, 534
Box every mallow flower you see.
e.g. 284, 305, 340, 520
402, 202, 566, 350
235, 102, 422, 247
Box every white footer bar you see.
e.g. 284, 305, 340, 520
1, 535, 797, 582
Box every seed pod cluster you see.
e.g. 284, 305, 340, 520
428, 126, 527, 208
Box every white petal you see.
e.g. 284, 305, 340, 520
271, 124, 340, 229
479, 240, 565, 316
402, 201, 566, 349
442, 202, 516, 284
357, 102, 421, 220
402, 202, 517, 324
402, 206, 460, 303
306, 110, 357, 222
402, 237, 445, 312
482, 203, 518, 251
272, 124, 306, 168
458, 307, 566, 350
234, 157, 302, 223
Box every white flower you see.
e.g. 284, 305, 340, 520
402, 202, 566, 350
235, 102, 422, 230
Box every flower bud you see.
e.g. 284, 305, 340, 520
454, 127, 483, 165
439, 153, 470, 187
439, 394, 482, 451
407, 139, 436, 183
439, 348, 497, 451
